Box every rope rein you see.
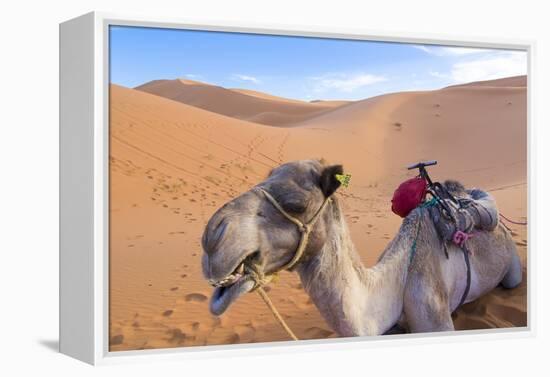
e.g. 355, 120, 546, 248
499, 213, 527, 226
249, 187, 333, 341
256, 286, 299, 341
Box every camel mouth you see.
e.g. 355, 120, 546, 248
208, 262, 256, 315
208, 251, 263, 315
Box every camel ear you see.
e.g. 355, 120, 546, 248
320, 164, 343, 197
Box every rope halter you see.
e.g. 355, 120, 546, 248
254, 187, 333, 274
248, 186, 333, 341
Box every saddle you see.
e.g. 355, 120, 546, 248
428, 181, 499, 243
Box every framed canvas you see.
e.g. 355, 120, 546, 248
59, 12, 533, 365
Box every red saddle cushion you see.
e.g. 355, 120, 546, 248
391, 177, 428, 218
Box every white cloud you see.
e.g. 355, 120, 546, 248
310, 72, 386, 93
449, 51, 526, 83
413, 45, 494, 56
429, 71, 449, 79
424, 49, 526, 84
184, 73, 203, 80
440, 47, 491, 56
413, 45, 432, 54
231, 74, 261, 84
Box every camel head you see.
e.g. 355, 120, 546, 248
201, 159, 344, 315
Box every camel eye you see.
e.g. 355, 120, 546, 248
269, 186, 308, 214
281, 199, 307, 214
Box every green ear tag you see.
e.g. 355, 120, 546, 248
335, 173, 351, 188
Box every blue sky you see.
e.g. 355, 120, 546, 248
110, 26, 527, 101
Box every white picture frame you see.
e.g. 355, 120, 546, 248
59, 11, 535, 365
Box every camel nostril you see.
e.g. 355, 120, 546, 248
205, 220, 228, 255
245, 250, 262, 265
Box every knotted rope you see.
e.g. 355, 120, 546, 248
452, 230, 475, 248
246, 187, 333, 341
256, 187, 332, 272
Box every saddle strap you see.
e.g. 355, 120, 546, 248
456, 245, 472, 311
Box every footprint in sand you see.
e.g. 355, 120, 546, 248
185, 293, 208, 302
226, 333, 240, 344
163, 310, 174, 317
170, 287, 179, 291
305, 327, 334, 338
212, 316, 222, 328
166, 328, 188, 344
110, 334, 124, 345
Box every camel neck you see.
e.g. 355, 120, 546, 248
296, 201, 420, 336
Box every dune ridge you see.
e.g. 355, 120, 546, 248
110, 76, 527, 351
135, 78, 349, 127
444, 75, 526, 89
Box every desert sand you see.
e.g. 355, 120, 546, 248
109, 75, 527, 351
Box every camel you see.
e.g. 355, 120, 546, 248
201, 159, 522, 335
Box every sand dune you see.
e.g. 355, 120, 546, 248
135, 78, 347, 127
109, 77, 527, 351
294, 80, 526, 191
445, 75, 526, 89
229, 88, 309, 104
229, 88, 353, 108
310, 99, 353, 107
